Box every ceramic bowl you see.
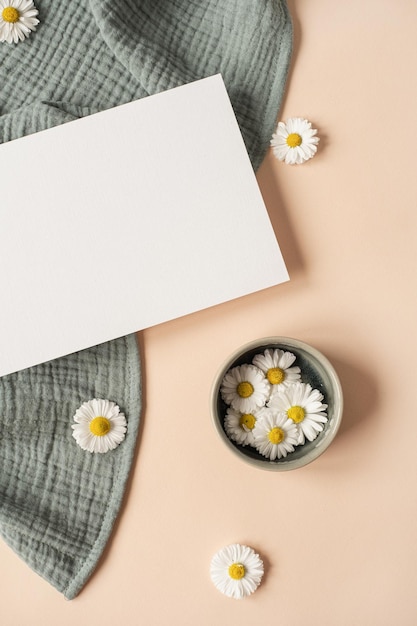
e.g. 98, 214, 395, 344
210, 337, 343, 471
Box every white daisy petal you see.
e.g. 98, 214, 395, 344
210, 544, 264, 599
271, 117, 320, 165
286, 118, 295, 133
305, 400, 327, 413
301, 422, 320, 443
71, 398, 127, 453
275, 146, 289, 160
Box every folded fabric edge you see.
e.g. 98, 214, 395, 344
63, 333, 142, 600
254, 4, 293, 171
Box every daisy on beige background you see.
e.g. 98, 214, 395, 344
271, 117, 319, 165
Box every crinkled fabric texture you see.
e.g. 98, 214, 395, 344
0, 335, 141, 599
0, 0, 292, 600
0, 0, 292, 169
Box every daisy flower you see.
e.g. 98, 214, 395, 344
72, 398, 127, 453
224, 407, 260, 447
210, 544, 264, 599
271, 117, 319, 165
252, 348, 301, 393
220, 364, 269, 414
0, 0, 39, 44
268, 382, 328, 445
252, 408, 299, 460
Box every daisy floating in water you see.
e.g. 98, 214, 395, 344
0, 0, 39, 44
268, 382, 328, 445
271, 117, 319, 165
220, 364, 269, 414
224, 407, 259, 447
210, 544, 264, 599
252, 348, 300, 393
252, 407, 299, 460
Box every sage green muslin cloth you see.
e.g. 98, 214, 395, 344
0, 0, 292, 599
0, 336, 141, 600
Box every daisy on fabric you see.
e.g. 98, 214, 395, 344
210, 544, 264, 599
72, 398, 127, 453
220, 363, 269, 414
271, 117, 319, 165
224, 407, 259, 447
252, 348, 301, 392
252, 407, 299, 460
268, 382, 328, 445
0, 0, 39, 44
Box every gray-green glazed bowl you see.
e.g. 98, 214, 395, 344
210, 337, 343, 471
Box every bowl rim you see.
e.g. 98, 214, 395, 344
209, 336, 343, 471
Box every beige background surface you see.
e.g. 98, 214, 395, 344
2, 1, 417, 624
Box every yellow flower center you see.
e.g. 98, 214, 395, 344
228, 563, 246, 580
237, 381, 254, 398
239, 413, 256, 430
89, 416, 111, 436
2, 7, 20, 23
268, 427, 285, 444
287, 405, 305, 424
286, 132, 302, 148
266, 367, 285, 385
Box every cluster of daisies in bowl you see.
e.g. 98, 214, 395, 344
220, 348, 328, 461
